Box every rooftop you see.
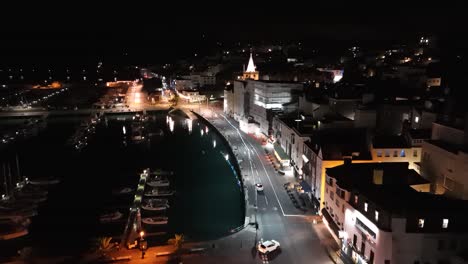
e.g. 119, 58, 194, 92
304, 128, 371, 160
326, 162, 468, 215
407, 129, 431, 140
424, 139, 464, 154
372, 135, 409, 148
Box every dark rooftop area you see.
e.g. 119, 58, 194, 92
373, 135, 409, 148
407, 129, 431, 139
326, 162, 468, 214
304, 128, 371, 160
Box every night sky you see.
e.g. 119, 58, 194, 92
1, 4, 467, 64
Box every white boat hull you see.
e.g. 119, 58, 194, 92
142, 218, 168, 225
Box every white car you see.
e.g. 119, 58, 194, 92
255, 183, 264, 192
257, 240, 280, 254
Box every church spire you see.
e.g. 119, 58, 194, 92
246, 52, 256, 73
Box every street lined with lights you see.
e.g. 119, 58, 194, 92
201, 109, 333, 264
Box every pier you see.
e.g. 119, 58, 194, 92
120, 169, 149, 248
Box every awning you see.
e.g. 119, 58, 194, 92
299, 180, 312, 193
321, 208, 340, 237
274, 143, 289, 161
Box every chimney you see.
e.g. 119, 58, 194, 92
373, 168, 384, 185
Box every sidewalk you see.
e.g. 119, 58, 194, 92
312, 222, 343, 264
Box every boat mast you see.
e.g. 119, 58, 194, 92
2, 163, 8, 198
7, 163, 13, 199
15, 154, 22, 183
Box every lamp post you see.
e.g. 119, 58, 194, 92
139, 230, 147, 259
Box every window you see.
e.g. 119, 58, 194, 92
342, 204, 345, 213
385, 150, 390, 157
377, 150, 382, 157
418, 218, 425, 228
393, 150, 398, 157
400, 150, 406, 157
354, 195, 359, 204
413, 150, 418, 157
415, 116, 419, 123
364, 202, 368, 212
336, 188, 345, 199
442, 219, 449, 229
336, 199, 340, 207
375, 211, 379, 222
444, 177, 456, 191
330, 191, 334, 201
437, 239, 445, 250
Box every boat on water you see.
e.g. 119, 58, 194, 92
28, 178, 60, 186
146, 179, 170, 187
141, 198, 169, 211
142, 216, 168, 225
150, 170, 174, 177
112, 187, 133, 195
99, 211, 123, 223
0, 218, 31, 240
148, 129, 164, 137
0, 226, 29, 240
144, 188, 174, 197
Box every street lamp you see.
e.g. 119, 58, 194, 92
139, 230, 147, 259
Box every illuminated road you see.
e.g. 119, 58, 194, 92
197, 109, 333, 264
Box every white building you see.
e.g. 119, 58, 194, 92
224, 54, 303, 135
179, 90, 206, 104
370, 135, 422, 173
421, 120, 468, 199
324, 162, 468, 264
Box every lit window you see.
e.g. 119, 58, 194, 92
442, 219, 449, 229
354, 195, 358, 204
415, 116, 419, 123
364, 202, 368, 212
418, 218, 425, 228
375, 211, 379, 221
377, 151, 382, 157
400, 150, 406, 157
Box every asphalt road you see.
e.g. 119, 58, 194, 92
205, 111, 333, 264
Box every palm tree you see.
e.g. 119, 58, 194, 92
93, 237, 115, 252
168, 234, 184, 251
168, 234, 184, 262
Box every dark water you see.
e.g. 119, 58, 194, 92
0, 113, 243, 257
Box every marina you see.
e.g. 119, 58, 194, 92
0, 111, 243, 257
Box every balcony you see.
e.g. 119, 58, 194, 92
321, 208, 340, 237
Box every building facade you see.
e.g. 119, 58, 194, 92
324, 162, 468, 264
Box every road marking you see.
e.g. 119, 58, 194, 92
219, 114, 305, 218
247, 140, 305, 218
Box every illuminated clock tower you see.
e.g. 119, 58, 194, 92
242, 53, 259, 80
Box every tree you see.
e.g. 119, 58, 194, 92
168, 234, 184, 251
168, 234, 184, 263
93, 237, 115, 252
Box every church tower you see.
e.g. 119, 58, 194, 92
242, 53, 259, 80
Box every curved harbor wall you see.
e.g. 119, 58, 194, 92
191, 111, 246, 228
